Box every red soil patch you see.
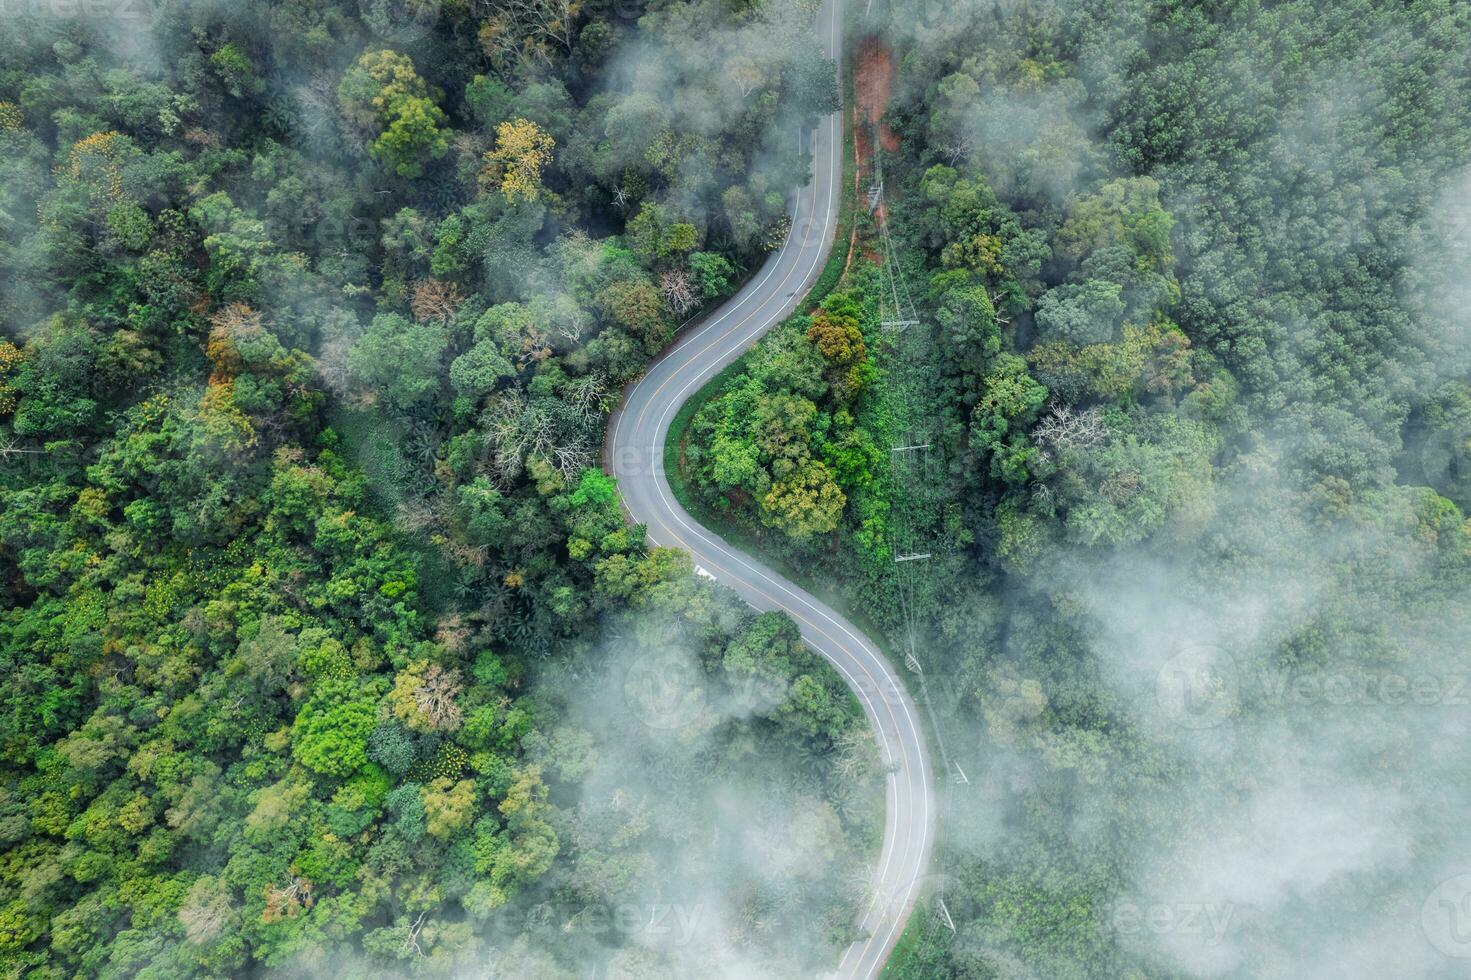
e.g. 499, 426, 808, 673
852, 35, 900, 260
854, 37, 900, 158
854, 107, 873, 177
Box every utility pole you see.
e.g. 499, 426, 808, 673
936, 897, 956, 932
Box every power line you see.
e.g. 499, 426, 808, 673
867, 183, 973, 842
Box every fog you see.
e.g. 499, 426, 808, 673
492, 608, 879, 978
5, 0, 1469, 975
864, 0, 1471, 976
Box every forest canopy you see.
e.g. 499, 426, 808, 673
677, 0, 1471, 977
0, 0, 867, 976
6, 0, 1471, 976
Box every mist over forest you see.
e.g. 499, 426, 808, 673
684, 0, 1471, 977
1, 0, 1470, 977
0, 0, 862, 975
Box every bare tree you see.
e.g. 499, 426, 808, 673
546, 297, 589, 348
1032, 404, 1106, 464
503, 319, 553, 368
564, 373, 609, 420
393, 497, 441, 537
296, 75, 360, 158
730, 55, 766, 99
0, 439, 45, 461
1101, 468, 1143, 505
482, 391, 533, 481
659, 268, 697, 317
473, 0, 581, 70
413, 663, 464, 732
550, 444, 592, 479
944, 133, 976, 165
401, 910, 429, 958
988, 288, 1012, 325
209, 302, 259, 329
482, 389, 597, 483
178, 877, 238, 945
444, 537, 492, 570
435, 614, 473, 655
833, 725, 878, 781
411, 278, 463, 325
262, 873, 313, 923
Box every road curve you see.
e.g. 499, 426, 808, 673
603, 1, 936, 976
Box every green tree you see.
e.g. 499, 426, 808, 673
421, 778, 476, 840
338, 50, 449, 178
1034, 279, 1126, 346
761, 459, 845, 539
347, 313, 447, 412
209, 43, 264, 98
291, 678, 383, 777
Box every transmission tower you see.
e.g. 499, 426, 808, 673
877, 217, 920, 331
865, 180, 963, 799
864, 166, 980, 954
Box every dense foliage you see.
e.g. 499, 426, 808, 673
681, 1, 1471, 977
0, 0, 870, 976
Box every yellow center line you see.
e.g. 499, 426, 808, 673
605, 5, 934, 972
623, 196, 817, 442
635, 187, 929, 973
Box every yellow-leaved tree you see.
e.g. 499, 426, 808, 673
479, 118, 555, 203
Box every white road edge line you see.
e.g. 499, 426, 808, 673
604, 2, 935, 976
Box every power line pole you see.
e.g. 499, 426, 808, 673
936, 897, 956, 933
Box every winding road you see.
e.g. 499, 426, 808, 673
603, 1, 936, 975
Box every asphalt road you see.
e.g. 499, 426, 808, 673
603, 1, 936, 975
